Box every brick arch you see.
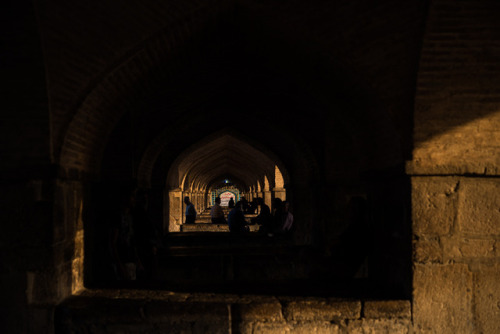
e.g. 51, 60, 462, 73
57, 6, 225, 175
165, 131, 287, 192
206, 174, 248, 193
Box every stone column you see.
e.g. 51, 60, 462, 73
194, 191, 200, 214
168, 189, 183, 232
273, 187, 286, 201
411, 176, 475, 333
263, 191, 272, 208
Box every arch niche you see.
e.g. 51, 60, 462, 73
164, 131, 290, 232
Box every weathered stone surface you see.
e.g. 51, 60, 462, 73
251, 322, 290, 334
234, 300, 284, 321
412, 177, 458, 236
413, 264, 473, 333
145, 301, 229, 324
442, 236, 497, 261
347, 319, 410, 334
458, 178, 500, 236
414, 238, 442, 263
283, 299, 360, 322
363, 300, 411, 319
289, 322, 340, 333
474, 264, 500, 334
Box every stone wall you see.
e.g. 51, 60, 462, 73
56, 290, 411, 334
411, 177, 500, 333
409, 0, 500, 332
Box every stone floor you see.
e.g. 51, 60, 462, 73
180, 209, 259, 232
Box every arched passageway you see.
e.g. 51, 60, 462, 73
8, 1, 500, 332
48, 4, 412, 298
164, 131, 290, 232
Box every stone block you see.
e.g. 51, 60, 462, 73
346, 319, 410, 334
458, 178, 500, 236
412, 177, 458, 236
57, 298, 145, 325
414, 238, 442, 263
473, 264, 500, 334
363, 300, 411, 319
440, 236, 462, 261
234, 300, 284, 321
104, 323, 155, 333
145, 301, 229, 324
283, 299, 360, 322
289, 322, 340, 333
442, 237, 496, 260
250, 322, 290, 334
413, 264, 473, 333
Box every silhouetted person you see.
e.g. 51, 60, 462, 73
252, 197, 271, 233
228, 197, 235, 208
184, 196, 197, 224
269, 198, 284, 236
210, 197, 225, 224
109, 193, 143, 280
227, 201, 248, 233
240, 196, 249, 212
247, 198, 258, 214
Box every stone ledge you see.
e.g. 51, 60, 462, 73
347, 318, 411, 333
363, 300, 411, 319
283, 299, 361, 322
233, 300, 284, 321
144, 300, 229, 323
58, 290, 412, 333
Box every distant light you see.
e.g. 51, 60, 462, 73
224, 179, 229, 183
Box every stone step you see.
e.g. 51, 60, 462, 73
181, 223, 260, 232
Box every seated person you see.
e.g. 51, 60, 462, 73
210, 197, 226, 224
227, 201, 249, 233
247, 198, 258, 214
251, 197, 271, 232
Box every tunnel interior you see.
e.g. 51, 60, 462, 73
8, 1, 500, 332
55, 7, 417, 299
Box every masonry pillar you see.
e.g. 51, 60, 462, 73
168, 189, 183, 232
273, 187, 286, 201
263, 191, 272, 208
194, 191, 200, 214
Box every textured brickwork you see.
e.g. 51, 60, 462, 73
57, 292, 411, 333
412, 177, 459, 237
4, 0, 500, 333
458, 178, 500, 236
411, 0, 500, 175
474, 264, 500, 334
413, 264, 474, 333
410, 1, 500, 332
412, 177, 500, 332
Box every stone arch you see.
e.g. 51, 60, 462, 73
164, 131, 292, 232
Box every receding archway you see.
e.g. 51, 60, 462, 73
164, 131, 290, 232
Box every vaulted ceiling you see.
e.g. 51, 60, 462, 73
167, 133, 283, 192
36, 0, 429, 186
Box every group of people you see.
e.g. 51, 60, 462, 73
207, 195, 294, 235
108, 193, 293, 280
